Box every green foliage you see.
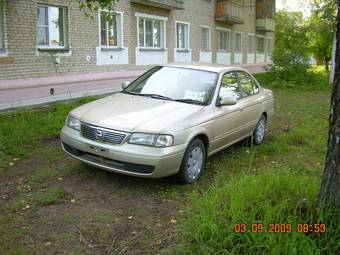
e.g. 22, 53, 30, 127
77, 0, 119, 17
307, 0, 336, 71
254, 66, 330, 91
273, 11, 310, 70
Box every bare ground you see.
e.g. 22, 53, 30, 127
0, 138, 197, 255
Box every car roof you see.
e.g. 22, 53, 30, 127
164, 63, 248, 74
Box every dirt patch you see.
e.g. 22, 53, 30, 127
0, 139, 183, 254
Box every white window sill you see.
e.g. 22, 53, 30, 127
217, 50, 230, 53
100, 46, 125, 51
200, 49, 211, 52
37, 47, 70, 52
138, 47, 167, 52
176, 48, 191, 53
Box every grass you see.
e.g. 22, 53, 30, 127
176, 67, 340, 254
0, 97, 97, 173
0, 66, 338, 254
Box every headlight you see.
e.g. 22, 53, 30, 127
128, 133, 173, 147
66, 115, 81, 131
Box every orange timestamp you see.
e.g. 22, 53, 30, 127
234, 223, 326, 233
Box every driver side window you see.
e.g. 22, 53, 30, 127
219, 72, 241, 100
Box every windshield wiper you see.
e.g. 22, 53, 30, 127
139, 93, 174, 101
174, 99, 205, 105
122, 91, 139, 95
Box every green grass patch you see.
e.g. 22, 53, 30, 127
177, 170, 339, 255
0, 97, 97, 171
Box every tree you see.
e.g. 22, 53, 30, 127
273, 11, 310, 68
307, 1, 336, 72
317, 0, 340, 211
77, 0, 119, 16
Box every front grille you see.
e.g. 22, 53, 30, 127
81, 123, 127, 145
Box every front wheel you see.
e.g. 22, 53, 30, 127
177, 139, 206, 184
253, 115, 267, 145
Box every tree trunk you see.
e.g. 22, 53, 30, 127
317, 1, 340, 211
325, 57, 330, 73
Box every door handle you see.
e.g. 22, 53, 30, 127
239, 106, 246, 111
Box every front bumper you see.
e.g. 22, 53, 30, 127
60, 126, 187, 178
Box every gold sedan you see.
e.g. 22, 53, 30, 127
61, 65, 274, 184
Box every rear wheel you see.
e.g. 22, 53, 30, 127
253, 114, 267, 145
177, 139, 206, 184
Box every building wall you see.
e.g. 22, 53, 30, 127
0, 0, 275, 80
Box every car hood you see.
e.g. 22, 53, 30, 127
70, 93, 206, 133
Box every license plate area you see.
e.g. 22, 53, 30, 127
86, 144, 108, 156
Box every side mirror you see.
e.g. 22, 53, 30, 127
219, 95, 237, 106
121, 81, 130, 90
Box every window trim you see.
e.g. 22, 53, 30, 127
267, 36, 273, 56
0, 1, 5, 52
235, 32, 243, 53
36, 4, 68, 50
216, 27, 231, 52
98, 10, 124, 49
135, 12, 167, 50
248, 33, 255, 54
200, 25, 211, 51
175, 20, 190, 50
256, 35, 265, 54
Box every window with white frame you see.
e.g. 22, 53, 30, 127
138, 17, 164, 48
100, 11, 122, 47
37, 5, 68, 48
217, 30, 230, 51
249, 0, 256, 15
0, 2, 4, 50
236, 33, 242, 52
176, 22, 189, 49
248, 34, 254, 53
201, 27, 210, 50
257, 36, 265, 54
267, 37, 273, 56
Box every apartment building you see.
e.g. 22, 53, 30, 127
0, 0, 275, 109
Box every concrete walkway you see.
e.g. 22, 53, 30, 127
0, 64, 268, 112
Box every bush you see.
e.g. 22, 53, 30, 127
177, 170, 339, 255
255, 66, 331, 91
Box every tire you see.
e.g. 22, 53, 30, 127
177, 139, 206, 184
253, 114, 267, 145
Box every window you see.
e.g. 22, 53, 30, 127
249, 0, 256, 15
138, 17, 164, 48
201, 27, 210, 50
217, 30, 230, 51
176, 22, 189, 49
236, 33, 242, 53
248, 34, 254, 53
267, 37, 273, 56
238, 71, 259, 97
0, 2, 4, 50
100, 11, 122, 47
257, 36, 265, 54
37, 5, 67, 48
219, 72, 241, 100
124, 67, 218, 105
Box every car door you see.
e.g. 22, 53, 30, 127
236, 71, 263, 137
211, 71, 244, 152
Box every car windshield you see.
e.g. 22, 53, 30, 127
123, 67, 218, 105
